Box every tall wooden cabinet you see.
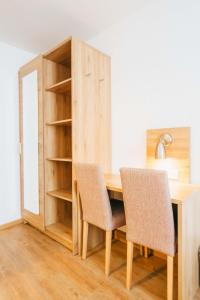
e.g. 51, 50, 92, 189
19, 37, 111, 254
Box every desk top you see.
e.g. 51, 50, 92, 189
105, 174, 200, 205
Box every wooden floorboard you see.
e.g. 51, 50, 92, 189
0, 224, 199, 299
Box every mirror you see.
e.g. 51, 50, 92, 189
22, 71, 39, 214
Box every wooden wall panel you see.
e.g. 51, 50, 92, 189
72, 39, 111, 173
72, 39, 111, 251
147, 127, 190, 183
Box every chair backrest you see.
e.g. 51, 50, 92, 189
75, 163, 113, 231
120, 168, 175, 257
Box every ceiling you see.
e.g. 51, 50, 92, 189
0, 0, 145, 54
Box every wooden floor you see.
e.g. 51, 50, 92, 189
0, 224, 199, 300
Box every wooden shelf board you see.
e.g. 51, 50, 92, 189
46, 222, 72, 244
47, 189, 72, 202
47, 158, 72, 162
46, 119, 72, 126
46, 78, 71, 94
43, 37, 71, 66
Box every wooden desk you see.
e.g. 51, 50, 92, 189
105, 174, 200, 300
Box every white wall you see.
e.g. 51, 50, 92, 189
89, 0, 200, 183
0, 42, 34, 225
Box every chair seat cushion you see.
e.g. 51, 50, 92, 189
110, 199, 126, 230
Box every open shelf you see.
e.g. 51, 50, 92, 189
45, 196, 73, 249
45, 160, 72, 192
44, 37, 73, 251
44, 38, 71, 67
47, 157, 72, 162
46, 125, 72, 158
46, 119, 72, 126
45, 95, 71, 123
46, 222, 72, 244
47, 189, 72, 202
46, 78, 71, 94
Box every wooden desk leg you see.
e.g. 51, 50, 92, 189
178, 191, 200, 300
178, 204, 183, 300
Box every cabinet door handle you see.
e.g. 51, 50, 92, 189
99, 78, 104, 82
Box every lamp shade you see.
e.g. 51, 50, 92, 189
155, 141, 166, 159
155, 133, 173, 159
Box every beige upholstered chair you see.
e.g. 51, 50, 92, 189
75, 163, 126, 276
120, 168, 175, 300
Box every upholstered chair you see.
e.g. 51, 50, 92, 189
120, 168, 175, 300
75, 163, 126, 276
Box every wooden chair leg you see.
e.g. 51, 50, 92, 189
105, 231, 112, 276
139, 245, 143, 256
126, 241, 133, 290
82, 221, 88, 260
167, 256, 174, 300
144, 247, 148, 258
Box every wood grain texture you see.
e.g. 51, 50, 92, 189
44, 37, 112, 254
47, 158, 72, 162
19, 37, 111, 255
72, 38, 111, 253
46, 78, 71, 94
0, 224, 181, 300
105, 173, 200, 205
104, 173, 200, 300
43, 52, 73, 250
46, 119, 72, 126
47, 189, 72, 202
146, 127, 190, 183
82, 221, 89, 259
105, 231, 112, 276
0, 219, 22, 230
126, 240, 134, 290
72, 38, 111, 172
43, 37, 72, 67
178, 190, 200, 300
167, 256, 174, 300
43, 59, 71, 123
46, 221, 72, 250
19, 55, 45, 231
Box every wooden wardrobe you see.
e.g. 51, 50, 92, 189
19, 37, 111, 254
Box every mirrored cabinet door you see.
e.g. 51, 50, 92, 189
19, 56, 44, 231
